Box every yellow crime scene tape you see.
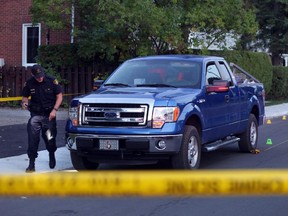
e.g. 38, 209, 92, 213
0, 93, 82, 102
1, 96, 287, 197
1, 170, 288, 196
0, 96, 22, 102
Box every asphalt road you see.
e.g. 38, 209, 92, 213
0, 120, 67, 158
1, 111, 287, 170
0, 112, 288, 216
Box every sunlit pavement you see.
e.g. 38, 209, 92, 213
0, 147, 73, 174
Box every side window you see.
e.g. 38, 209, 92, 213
206, 63, 221, 85
22, 23, 41, 67
218, 61, 232, 84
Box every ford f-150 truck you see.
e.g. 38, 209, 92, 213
65, 55, 265, 170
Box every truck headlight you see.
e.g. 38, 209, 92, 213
152, 107, 180, 129
69, 106, 78, 126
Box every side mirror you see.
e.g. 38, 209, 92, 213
206, 80, 229, 93
93, 80, 104, 90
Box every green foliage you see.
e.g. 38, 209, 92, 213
239, 0, 288, 65
41, 63, 64, 84
36, 44, 79, 84
37, 44, 79, 68
267, 67, 288, 100
253, 0, 288, 54
36, 43, 115, 89
30, 0, 73, 29
31, 0, 259, 61
31, 0, 277, 97
76, 0, 183, 61
179, 0, 258, 49
208, 50, 273, 94
0, 101, 19, 108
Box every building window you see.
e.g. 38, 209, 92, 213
22, 23, 41, 67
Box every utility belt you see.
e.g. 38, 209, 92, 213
29, 104, 53, 115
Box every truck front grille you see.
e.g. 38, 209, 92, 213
81, 103, 148, 127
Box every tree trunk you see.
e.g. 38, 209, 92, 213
271, 53, 283, 66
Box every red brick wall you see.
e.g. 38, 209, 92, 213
0, 0, 71, 67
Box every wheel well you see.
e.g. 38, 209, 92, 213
185, 115, 202, 137
251, 105, 259, 123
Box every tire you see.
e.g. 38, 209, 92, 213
238, 114, 258, 152
70, 151, 99, 171
171, 125, 201, 169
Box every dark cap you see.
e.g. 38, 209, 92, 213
31, 65, 45, 78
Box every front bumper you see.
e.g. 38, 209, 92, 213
66, 133, 183, 161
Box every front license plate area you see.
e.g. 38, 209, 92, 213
76, 138, 94, 148
99, 139, 119, 150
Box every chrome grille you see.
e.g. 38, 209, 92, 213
81, 103, 148, 127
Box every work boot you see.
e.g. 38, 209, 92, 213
49, 152, 56, 169
26, 159, 35, 173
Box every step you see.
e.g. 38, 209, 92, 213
202, 137, 240, 152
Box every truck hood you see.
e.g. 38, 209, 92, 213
76, 87, 201, 106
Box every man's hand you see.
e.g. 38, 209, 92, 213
21, 97, 29, 110
49, 109, 57, 121
22, 102, 28, 110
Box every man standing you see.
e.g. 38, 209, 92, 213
21, 65, 63, 172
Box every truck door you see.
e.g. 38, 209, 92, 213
216, 60, 241, 129
200, 61, 239, 142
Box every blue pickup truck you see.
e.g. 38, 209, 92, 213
65, 55, 265, 170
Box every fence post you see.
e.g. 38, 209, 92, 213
0, 67, 3, 97
86, 66, 93, 92
79, 67, 85, 94
2, 67, 12, 97
72, 67, 79, 96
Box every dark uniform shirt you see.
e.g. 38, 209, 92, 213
22, 75, 62, 114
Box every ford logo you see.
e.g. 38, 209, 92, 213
104, 112, 118, 119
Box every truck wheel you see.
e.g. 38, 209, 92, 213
238, 114, 258, 152
70, 151, 99, 171
171, 125, 201, 169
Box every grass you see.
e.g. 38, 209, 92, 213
265, 99, 288, 106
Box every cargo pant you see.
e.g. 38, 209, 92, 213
27, 113, 57, 159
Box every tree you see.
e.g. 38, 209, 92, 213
30, 0, 73, 29
31, 0, 258, 62
175, 0, 258, 50
251, 0, 288, 65
30, 0, 74, 45
75, 0, 183, 61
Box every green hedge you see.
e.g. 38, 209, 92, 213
267, 66, 288, 100
207, 50, 273, 94
37, 44, 117, 68
37, 44, 81, 68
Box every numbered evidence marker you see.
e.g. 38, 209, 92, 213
266, 138, 273, 145
267, 119, 272, 124
250, 149, 260, 154
282, 116, 287, 120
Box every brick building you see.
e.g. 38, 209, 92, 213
0, 0, 71, 68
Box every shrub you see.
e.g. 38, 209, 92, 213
37, 44, 79, 68
266, 66, 288, 100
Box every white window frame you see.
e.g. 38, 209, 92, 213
22, 23, 41, 67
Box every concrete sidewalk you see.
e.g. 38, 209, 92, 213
0, 107, 68, 126
0, 147, 72, 173
265, 103, 288, 119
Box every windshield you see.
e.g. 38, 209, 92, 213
104, 59, 202, 88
